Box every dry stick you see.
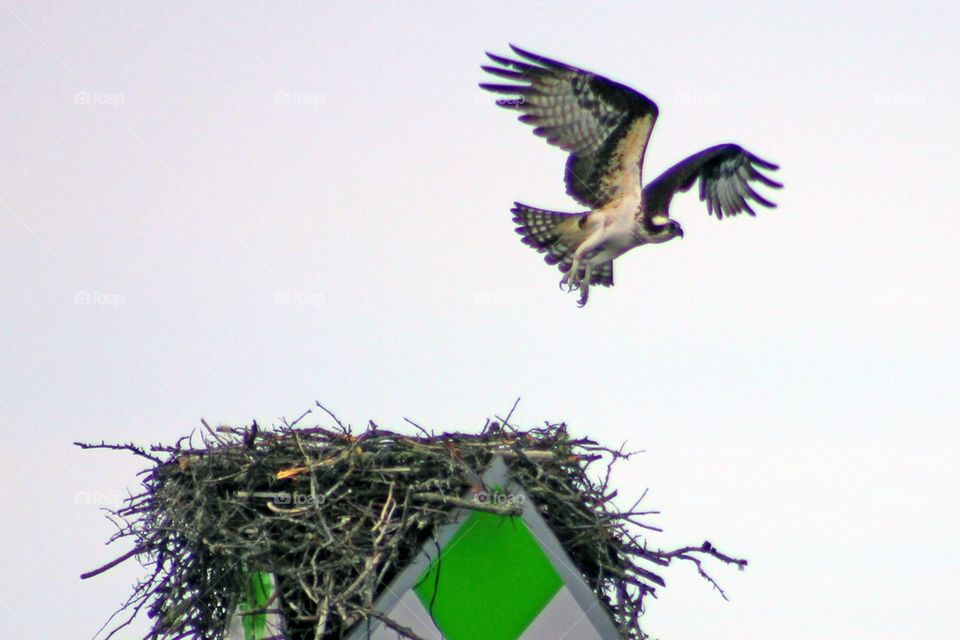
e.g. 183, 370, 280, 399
657, 542, 749, 569
201, 418, 229, 447
340, 484, 396, 603
314, 401, 347, 431
293, 430, 322, 509
496, 396, 521, 432
370, 611, 429, 640
412, 492, 523, 516
73, 440, 162, 464
81, 541, 152, 580
654, 542, 748, 601
483, 448, 558, 461
313, 582, 331, 640
402, 416, 432, 438
287, 408, 313, 428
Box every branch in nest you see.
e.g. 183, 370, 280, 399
412, 492, 523, 516
655, 540, 748, 601
73, 440, 163, 464
81, 540, 153, 580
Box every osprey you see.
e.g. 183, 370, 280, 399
481, 45, 782, 306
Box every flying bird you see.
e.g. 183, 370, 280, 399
480, 45, 782, 306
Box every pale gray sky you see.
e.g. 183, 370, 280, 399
2, 1, 958, 638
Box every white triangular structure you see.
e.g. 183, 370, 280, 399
346, 457, 622, 640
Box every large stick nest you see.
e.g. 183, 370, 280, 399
79, 405, 746, 639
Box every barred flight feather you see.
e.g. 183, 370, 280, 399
511, 203, 614, 287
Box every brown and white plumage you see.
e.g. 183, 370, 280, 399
481, 45, 782, 306
643, 144, 782, 220
481, 46, 658, 209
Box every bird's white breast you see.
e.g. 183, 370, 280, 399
585, 194, 646, 264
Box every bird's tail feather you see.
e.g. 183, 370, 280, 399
511, 202, 581, 254
510, 202, 614, 287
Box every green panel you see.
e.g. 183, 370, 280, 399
240, 572, 275, 640
413, 511, 562, 640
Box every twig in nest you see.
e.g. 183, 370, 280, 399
412, 492, 523, 516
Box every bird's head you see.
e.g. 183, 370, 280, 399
648, 214, 684, 241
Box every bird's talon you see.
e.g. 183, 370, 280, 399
577, 285, 589, 307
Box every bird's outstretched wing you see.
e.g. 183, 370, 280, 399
480, 45, 659, 209
643, 144, 782, 220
